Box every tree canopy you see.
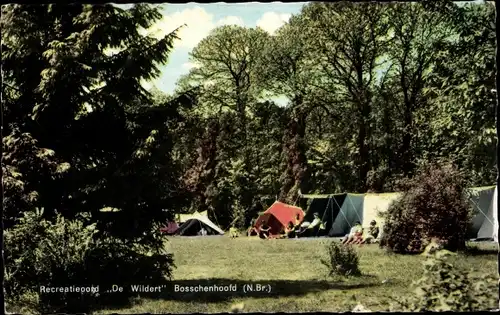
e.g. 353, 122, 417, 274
2, 1, 496, 231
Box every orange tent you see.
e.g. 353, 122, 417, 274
253, 201, 305, 238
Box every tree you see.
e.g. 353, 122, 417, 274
184, 25, 268, 134
302, 2, 389, 192
423, 1, 497, 185
384, 1, 456, 177
1, 3, 184, 239
255, 15, 320, 202
178, 25, 269, 228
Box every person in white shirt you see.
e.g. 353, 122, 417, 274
309, 213, 321, 229
342, 221, 363, 244
297, 213, 322, 237
198, 227, 207, 236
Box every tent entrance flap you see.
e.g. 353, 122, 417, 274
301, 194, 347, 237
176, 214, 225, 236
329, 194, 365, 237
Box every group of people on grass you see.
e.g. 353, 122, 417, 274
341, 220, 380, 245
247, 213, 380, 244
248, 212, 322, 239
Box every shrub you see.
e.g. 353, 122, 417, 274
321, 241, 361, 277
4, 208, 175, 313
381, 162, 472, 254
392, 250, 498, 311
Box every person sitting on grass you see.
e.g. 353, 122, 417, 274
277, 225, 290, 239
295, 221, 309, 237
259, 221, 271, 239
362, 220, 380, 244
309, 213, 322, 229
284, 222, 296, 238
349, 222, 364, 245
342, 221, 363, 244
229, 226, 239, 238
247, 218, 259, 236
297, 213, 322, 237
294, 213, 301, 227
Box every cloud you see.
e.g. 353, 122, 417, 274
256, 12, 291, 35
145, 6, 246, 49
216, 16, 245, 27
182, 62, 201, 70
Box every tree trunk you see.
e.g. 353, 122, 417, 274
401, 102, 413, 176
355, 64, 371, 193
357, 106, 370, 192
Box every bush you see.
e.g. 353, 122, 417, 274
380, 162, 472, 254
4, 208, 175, 313
392, 250, 498, 311
321, 241, 361, 277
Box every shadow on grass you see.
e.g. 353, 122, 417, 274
91, 277, 381, 311
462, 247, 498, 256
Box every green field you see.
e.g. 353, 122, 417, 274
95, 236, 498, 314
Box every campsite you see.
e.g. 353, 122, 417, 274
1, 1, 498, 314
163, 186, 498, 242
93, 237, 497, 314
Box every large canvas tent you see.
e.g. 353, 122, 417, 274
254, 201, 305, 237
468, 186, 497, 240
298, 186, 496, 241
300, 194, 364, 237
300, 193, 346, 236
362, 192, 402, 237
329, 194, 364, 237
175, 212, 224, 236
492, 186, 498, 242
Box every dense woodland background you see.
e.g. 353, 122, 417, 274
1, 1, 497, 234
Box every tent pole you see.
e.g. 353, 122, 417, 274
210, 208, 222, 229
317, 197, 331, 237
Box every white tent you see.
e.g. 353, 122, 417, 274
493, 186, 498, 242
475, 186, 497, 241
175, 212, 224, 236
362, 193, 402, 228
469, 186, 496, 240
176, 210, 208, 224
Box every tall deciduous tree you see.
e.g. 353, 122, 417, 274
424, 1, 497, 185
303, 2, 389, 192
255, 15, 320, 202
178, 26, 269, 228
384, 1, 455, 177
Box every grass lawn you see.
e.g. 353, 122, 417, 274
94, 236, 498, 314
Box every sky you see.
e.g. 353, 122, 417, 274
115, 1, 485, 97
115, 2, 307, 95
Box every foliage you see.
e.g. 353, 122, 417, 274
1, 3, 186, 240
1, 127, 74, 229
2, 1, 497, 312
424, 2, 497, 186
173, 0, 495, 226
321, 241, 361, 277
381, 162, 473, 254
303, 2, 390, 192
392, 250, 498, 311
4, 208, 175, 313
